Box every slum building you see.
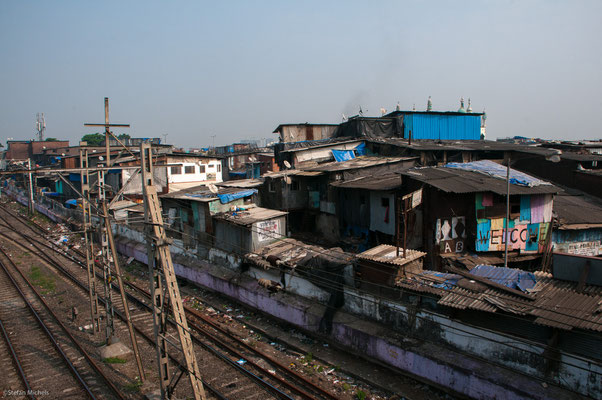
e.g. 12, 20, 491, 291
401, 160, 559, 270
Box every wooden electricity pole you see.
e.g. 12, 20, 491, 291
141, 142, 205, 400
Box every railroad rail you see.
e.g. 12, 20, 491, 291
0, 202, 341, 400
0, 242, 123, 400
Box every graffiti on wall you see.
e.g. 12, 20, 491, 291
475, 193, 553, 253
257, 219, 280, 242
554, 240, 602, 256
436, 217, 466, 253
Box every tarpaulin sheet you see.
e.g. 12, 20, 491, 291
471, 264, 537, 292
334, 117, 403, 139
332, 149, 355, 162
354, 142, 367, 156
445, 160, 550, 187
217, 189, 257, 204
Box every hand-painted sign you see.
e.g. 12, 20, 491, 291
475, 193, 553, 253
554, 240, 602, 256
436, 216, 466, 253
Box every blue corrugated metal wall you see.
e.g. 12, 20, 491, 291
404, 114, 481, 140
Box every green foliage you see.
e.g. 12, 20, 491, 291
103, 357, 127, 364
44, 138, 58, 141
81, 133, 104, 146
124, 377, 143, 392
356, 390, 366, 400
117, 133, 130, 140
29, 266, 55, 294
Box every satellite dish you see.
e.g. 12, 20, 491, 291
284, 176, 292, 185
208, 183, 219, 194
99, 156, 104, 161
249, 156, 257, 163
283, 160, 291, 169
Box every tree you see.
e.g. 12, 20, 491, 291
117, 133, 130, 140
81, 133, 104, 146
45, 137, 58, 142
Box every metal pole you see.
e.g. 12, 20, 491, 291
504, 153, 510, 269
104, 97, 111, 168
403, 198, 408, 259
102, 201, 146, 381
396, 195, 400, 257
27, 159, 35, 214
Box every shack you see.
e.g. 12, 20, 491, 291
213, 205, 287, 254
402, 160, 559, 270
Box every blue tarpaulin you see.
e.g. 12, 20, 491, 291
332, 142, 367, 162
444, 160, 549, 187
229, 171, 247, 177
470, 264, 537, 292
332, 149, 355, 162
354, 142, 367, 156
217, 189, 257, 204
65, 199, 78, 208
420, 271, 461, 290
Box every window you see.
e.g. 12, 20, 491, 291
216, 164, 221, 172
184, 165, 195, 174
170, 166, 182, 175
291, 180, 299, 191
381, 197, 389, 207
199, 165, 206, 174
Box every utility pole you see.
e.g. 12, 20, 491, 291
27, 159, 35, 215
98, 168, 116, 343
79, 148, 101, 333
102, 201, 145, 381
141, 142, 205, 400
84, 97, 130, 344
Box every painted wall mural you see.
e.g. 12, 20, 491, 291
475, 193, 553, 253
436, 216, 466, 253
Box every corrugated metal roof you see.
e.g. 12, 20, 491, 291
244, 238, 353, 269
304, 156, 416, 172
160, 185, 252, 202
368, 138, 563, 157
216, 179, 264, 189
357, 244, 426, 266
262, 170, 324, 179
330, 173, 403, 190
403, 167, 558, 195
559, 153, 602, 161
395, 266, 602, 332
214, 206, 287, 226
554, 193, 602, 228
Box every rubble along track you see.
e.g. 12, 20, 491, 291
0, 203, 341, 400
0, 244, 124, 400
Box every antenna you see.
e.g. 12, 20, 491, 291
208, 183, 219, 194
36, 113, 46, 141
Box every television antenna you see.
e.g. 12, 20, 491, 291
36, 113, 46, 141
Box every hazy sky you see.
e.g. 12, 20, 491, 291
1, 1, 600, 148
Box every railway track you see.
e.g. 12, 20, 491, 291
0, 202, 341, 400
0, 241, 123, 400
